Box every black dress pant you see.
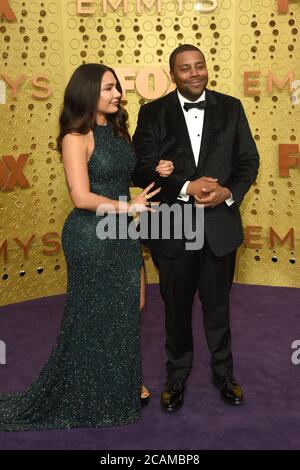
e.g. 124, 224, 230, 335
152, 240, 236, 381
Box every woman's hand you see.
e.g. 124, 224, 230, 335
128, 182, 160, 216
155, 160, 174, 177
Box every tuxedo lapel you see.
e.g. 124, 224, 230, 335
196, 89, 219, 171
166, 91, 197, 172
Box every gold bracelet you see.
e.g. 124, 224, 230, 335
128, 201, 137, 218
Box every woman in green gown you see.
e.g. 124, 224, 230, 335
0, 64, 174, 431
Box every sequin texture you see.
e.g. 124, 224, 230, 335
0, 124, 143, 431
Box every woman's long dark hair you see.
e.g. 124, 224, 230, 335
57, 63, 131, 153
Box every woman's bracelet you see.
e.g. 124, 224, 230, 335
128, 200, 137, 217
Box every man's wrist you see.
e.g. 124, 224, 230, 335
224, 188, 235, 206
223, 187, 231, 199
186, 181, 193, 196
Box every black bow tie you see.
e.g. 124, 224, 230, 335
183, 101, 207, 112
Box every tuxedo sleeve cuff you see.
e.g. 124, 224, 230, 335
225, 193, 235, 206
177, 181, 190, 202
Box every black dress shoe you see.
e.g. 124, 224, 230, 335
161, 376, 184, 412
213, 374, 244, 406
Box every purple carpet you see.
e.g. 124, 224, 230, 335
0, 284, 299, 450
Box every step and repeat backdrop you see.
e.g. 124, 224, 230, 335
0, 0, 299, 306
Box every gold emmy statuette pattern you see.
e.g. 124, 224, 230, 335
0, 0, 299, 306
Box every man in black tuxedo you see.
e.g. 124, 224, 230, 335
132, 45, 259, 411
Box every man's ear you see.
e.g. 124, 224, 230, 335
170, 70, 175, 84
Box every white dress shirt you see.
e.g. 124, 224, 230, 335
176, 90, 234, 206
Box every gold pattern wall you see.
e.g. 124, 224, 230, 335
0, 0, 299, 307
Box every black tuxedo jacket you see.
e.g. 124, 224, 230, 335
132, 89, 259, 258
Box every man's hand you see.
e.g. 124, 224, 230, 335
194, 185, 231, 208
155, 160, 174, 177
187, 177, 218, 198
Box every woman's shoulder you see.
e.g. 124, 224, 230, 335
62, 130, 92, 142
62, 131, 93, 149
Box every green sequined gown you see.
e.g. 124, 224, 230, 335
0, 124, 143, 431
